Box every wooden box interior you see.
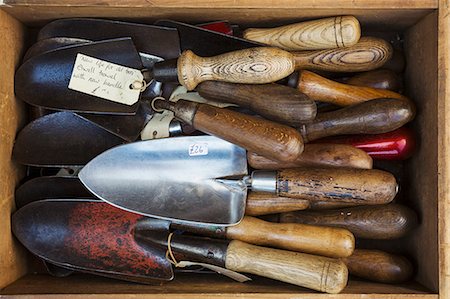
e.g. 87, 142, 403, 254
0, 3, 441, 297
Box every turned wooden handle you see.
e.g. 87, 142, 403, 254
246, 192, 309, 216
243, 16, 360, 51
227, 216, 354, 258
225, 240, 348, 293
300, 98, 415, 142
279, 204, 418, 239
296, 70, 407, 106
292, 37, 392, 72
177, 47, 295, 90
341, 249, 414, 283
276, 168, 397, 204
154, 99, 304, 162
342, 69, 402, 92
196, 81, 316, 126
247, 143, 373, 170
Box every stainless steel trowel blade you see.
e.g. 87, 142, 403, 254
79, 136, 248, 225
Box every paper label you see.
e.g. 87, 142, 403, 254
68, 53, 143, 105
189, 143, 208, 156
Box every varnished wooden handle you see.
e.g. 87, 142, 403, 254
276, 168, 397, 204
279, 204, 417, 239
177, 47, 295, 90
197, 81, 316, 126
341, 249, 414, 283
292, 37, 392, 72
296, 70, 407, 106
300, 98, 415, 142
243, 16, 360, 51
246, 192, 309, 216
225, 240, 348, 293
342, 69, 402, 92
227, 216, 354, 258
247, 143, 373, 170
154, 100, 304, 162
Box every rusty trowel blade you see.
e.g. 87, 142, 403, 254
15, 38, 142, 114
38, 18, 181, 60
13, 112, 125, 167
12, 199, 173, 283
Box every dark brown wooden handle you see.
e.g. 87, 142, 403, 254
296, 70, 407, 106
276, 168, 397, 204
177, 47, 295, 90
196, 81, 316, 126
245, 192, 310, 216
226, 216, 355, 258
226, 240, 348, 293
299, 98, 415, 142
247, 143, 373, 170
341, 249, 414, 283
279, 204, 418, 239
154, 99, 304, 162
243, 16, 360, 51
342, 69, 402, 92
292, 37, 392, 72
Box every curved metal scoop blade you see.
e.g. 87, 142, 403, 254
79, 136, 248, 226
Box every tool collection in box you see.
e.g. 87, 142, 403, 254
11, 16, 418, 294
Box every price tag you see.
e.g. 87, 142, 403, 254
68, 53, 143, 105
188, 143, 208, 156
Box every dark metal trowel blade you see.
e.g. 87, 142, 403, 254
15, 38, 142, 114
12, 199, 173, 283
12, 112, 125, 167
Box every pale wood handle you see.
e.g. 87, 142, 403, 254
246, 191, 309, 216
277, 168, 397, 204
341, 249, 414, 283
227, 216, 355, 258
177, 47, 295, 90
296, 70, 407, 106
243, 16, 360, 51
226, 240, 348, 293
247, 143, 373, 170
292, 37, 392, 72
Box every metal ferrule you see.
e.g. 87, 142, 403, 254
250, 170, 277, 193
168, 120, 183, 136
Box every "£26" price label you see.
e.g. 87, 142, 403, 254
189, 143, 208, 156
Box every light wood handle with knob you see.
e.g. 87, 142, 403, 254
225, 240, 348, 293
177, 47, 295, 90
246, 192, 310, 215
292, 37, 392, 72
243, 16, 360, 51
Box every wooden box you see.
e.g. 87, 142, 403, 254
0, 0, 447, 298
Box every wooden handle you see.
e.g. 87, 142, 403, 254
246, 192, 309, 216
247, 143, 373, 170
300, 98, 415, 142
226, 216, 354, 258
296, 70, 407, 106
225, 240, 348, 293
341, 249, 414, 283
342, 69, 402, 92
177, 47, 295, 90
196, 81, 316, 126
154, 99, 304, 162
243, 16, 360, 51
292, 37, 392, 73
276, 168, 397, 204
279, 204, 418, 239
308, 201, 367, 210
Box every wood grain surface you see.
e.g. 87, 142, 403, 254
299, 98, 416, 142
177, 47, 295, 90
279, 204, 418, 239
343, 69, 402, 92
247, 143, 373, 170
292, 37, 392, 72
245, 192, 310, 215
225, 240, 348, 293
243, 16, 360, 51
276, 168, 397, 204
226, 216, 355, 258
